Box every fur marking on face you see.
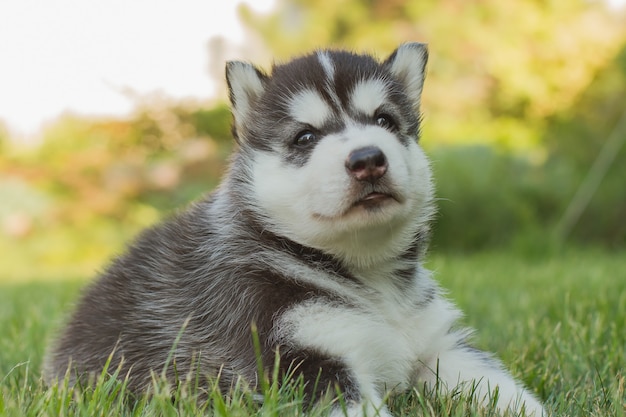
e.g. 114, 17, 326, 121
350, 78, 390, 116
317, 51, 336, 81
288, 89, 333, 127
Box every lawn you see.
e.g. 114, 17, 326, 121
0, 249, 624, 416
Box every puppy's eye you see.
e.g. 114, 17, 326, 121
375, 113, 396, 131
294, 130, 316, 147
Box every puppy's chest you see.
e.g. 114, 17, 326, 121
279, 286, 434, 388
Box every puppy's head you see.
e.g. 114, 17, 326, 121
226, 44, 434, 267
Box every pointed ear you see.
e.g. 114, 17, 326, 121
385, 43, 428, 113
225, 61, 267, 138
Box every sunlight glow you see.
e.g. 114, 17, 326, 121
0, 0, 274, 138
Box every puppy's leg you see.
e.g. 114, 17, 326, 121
420, 341, 545, 416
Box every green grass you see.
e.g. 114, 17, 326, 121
1, 249, 624, 416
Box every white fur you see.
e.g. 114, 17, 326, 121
289, 89, 332, 127
317, 51, 336, 81
350, 79, 390, 116
317, 51, 343, 109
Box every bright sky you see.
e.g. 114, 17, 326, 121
0, 0, 274, 138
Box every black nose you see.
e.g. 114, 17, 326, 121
345, 146, 388, 182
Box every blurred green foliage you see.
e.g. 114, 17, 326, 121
545, 45, 626, 248
1, 1, 625, 281
0, 103, 234, 280
241, 0, 625, 150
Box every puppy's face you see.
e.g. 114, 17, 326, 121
227, 44, 433, 264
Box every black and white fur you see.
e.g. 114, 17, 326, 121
44, 43, 545, 416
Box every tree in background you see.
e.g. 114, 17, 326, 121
547, 44, 626, 247
0, 103, 234, 279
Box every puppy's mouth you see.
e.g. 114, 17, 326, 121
313, 187, 404, 221
351, 188, 403, 210
353, 192, 395, 207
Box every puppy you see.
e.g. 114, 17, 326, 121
44, 43, 545, 416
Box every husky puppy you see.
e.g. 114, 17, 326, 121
44, 43, 545, 416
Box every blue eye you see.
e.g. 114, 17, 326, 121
375, 113, 396, 131
294, 130, 316, 147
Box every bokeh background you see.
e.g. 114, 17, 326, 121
1, 0, 625, 282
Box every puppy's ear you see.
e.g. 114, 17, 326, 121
384, 43, 428, 113
225, 61, 267, 141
